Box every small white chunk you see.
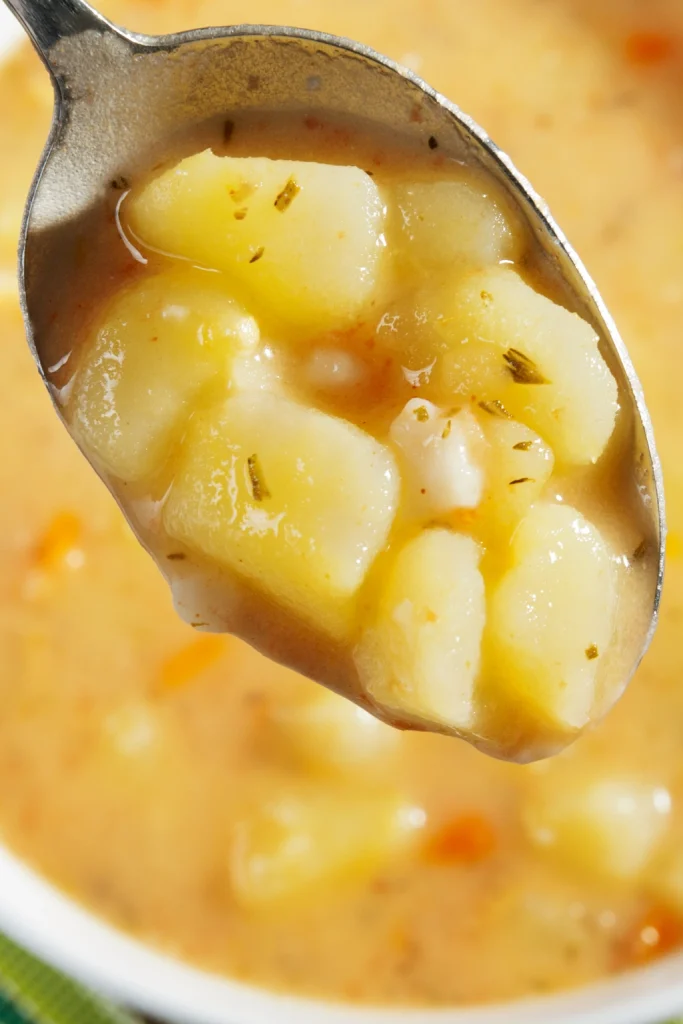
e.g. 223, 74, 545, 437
356, 529, 485, 731
389, 399, 485, 517
391, 176, 520, 271
164, 391, 400, 639
524, 768, 672, 882
271, 684, 402, 777
305, 347, 365, 390
488, 503, 618, 732
127, 152, 387, 330
229, 785, 425, 908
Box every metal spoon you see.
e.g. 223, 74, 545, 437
2, 0, 666, 745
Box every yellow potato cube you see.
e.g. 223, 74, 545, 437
163, 392, 400, 639
478, 416, 554, 536
376, 267, 618, 465
390, 176, 520, 272
355, 529, 485, 731
229, 785, 425, 908
70, 271, 258, 481
127, 152, 386, 330
488, 503, 618, 731
524, 767, 671, 882
271, 683, 402, 777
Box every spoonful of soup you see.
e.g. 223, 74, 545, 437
4, 0, 664, 761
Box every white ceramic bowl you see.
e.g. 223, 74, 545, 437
1, 6, 682, 1024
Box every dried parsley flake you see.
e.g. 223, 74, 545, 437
513, 440, 534, 451
414, 405, 430, 422
509, 477, 534, 485
442, 419, 452, 440
479, 399, 513, 419
234, 208, 248, 220
503, 348, 550, 385
274, 177, 301, 212
249, 246, 265, 264
585, 644, 599, 660
247, 453, 271, 501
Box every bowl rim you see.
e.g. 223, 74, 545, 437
1, 5, 682, 1024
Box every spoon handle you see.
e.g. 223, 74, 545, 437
2, 0, 114, 64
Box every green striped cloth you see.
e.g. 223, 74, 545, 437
0, 933, 141, 1024
0, 928, 680, 1024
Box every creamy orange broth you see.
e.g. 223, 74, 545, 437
0, 0, 683, 1006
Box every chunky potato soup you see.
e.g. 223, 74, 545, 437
0, 0, 681, 1007
55, 96, 654, 762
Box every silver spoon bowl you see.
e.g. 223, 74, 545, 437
3, 0, 666, 732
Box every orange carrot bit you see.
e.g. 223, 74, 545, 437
624, 31, 674, 67
622, 906, 683, 967
33, 512, 84, 571
425, 813, 496, 864
157, 634, 227, 693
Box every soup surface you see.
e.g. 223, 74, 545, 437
0, 0, 683, 1007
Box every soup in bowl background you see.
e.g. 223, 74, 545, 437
0, 6, 681, 1024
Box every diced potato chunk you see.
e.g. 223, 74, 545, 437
230, 342, 289, 395
488, 503, 618, 732
127, 152, 386, 330
376, 267, 618, 465
70, 271, 258, 481
524, 767, 671, 882
229, 785, 425, 908
355, 529, 485, 731
271, 684, 402, 777
390, 176, 519, 271
389, 399, 485, 518
163, 391, 399, 639
478, 416, 554, 536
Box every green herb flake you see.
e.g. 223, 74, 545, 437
274, 177, 301, 212
442, 419, 452, 440
503, 348, 551, 385
513, 440, 534, 451
509, 477, 534, 485
234, 208, 248, 220
167, 552, 186, 561
585, 644, 599, 660
479, 399, 513, 419
249, 246, 265, 264
247, 454, 271, 501
480, 289, 493, 303
414, 405, 430, 422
